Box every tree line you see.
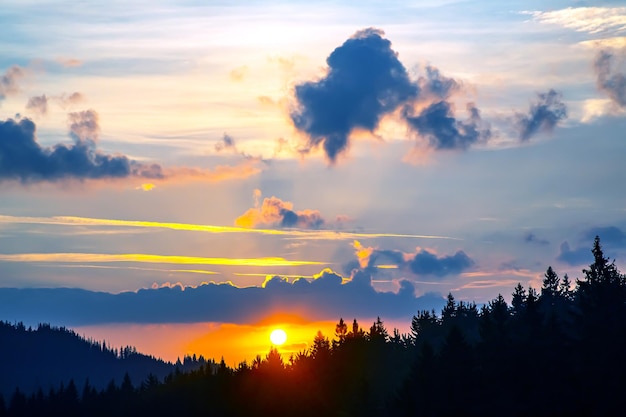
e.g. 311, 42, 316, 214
1, 236, 625, 416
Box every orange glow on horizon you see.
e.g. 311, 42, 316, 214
75, 317, 341, 367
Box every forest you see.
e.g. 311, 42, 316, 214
1, 236, 625, 416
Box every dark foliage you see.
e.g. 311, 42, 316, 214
2, 236, 625, 416
0, 322, 206, 398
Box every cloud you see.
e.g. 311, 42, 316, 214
582, 226, 626, 248
524, 232, 549, 245
0, 114, 262, 185
0, 268, 446, 326
68, 110, 100, 143
290, 28, 418, 162
514, 89, 567, 141
557, 226, 626, 265
416, 65, 461, 101
28, 92, 85, 115
26, 95, 48, 115
0, 252, 323, 267
291, 28, 491, 161
526, 7, 626, 35
404, 101, 491, 150
57, 58, 82, 68
0, 65, 25, 102
594, 49, 626, 109
0, 116, 164, 183
0, 214, 460, 243
235, 195, 326, 229
557, 241, 592, 266
351, 241, 474, 277
214, 133, 237, 152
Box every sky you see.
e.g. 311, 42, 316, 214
1, 0, 626, 364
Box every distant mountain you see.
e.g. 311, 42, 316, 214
0, 321, 205, 397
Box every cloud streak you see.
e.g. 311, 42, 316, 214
0, 214, 461, 241
527, 7, 626, 35
0, 252, 324, 267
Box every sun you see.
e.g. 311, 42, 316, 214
269, 328, 287, 345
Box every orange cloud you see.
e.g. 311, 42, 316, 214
235, 194, 326, 229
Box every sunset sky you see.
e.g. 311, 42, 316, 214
1, 0, 625, 365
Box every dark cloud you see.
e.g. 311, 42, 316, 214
214, 133, 236, 152
0, 115, 163, 183
524, 232, 549, 245
404, 101, 491, 150
558, 226, 626, 266
557, 241, 592, 266
235, 195, 327, 229
582, 226, 626, 248
26, 95, 48, 115
291, 28, 418, 162
355, 242, 474, 277
0, 268, 446, 326
594, 50, 626, 108
406, 249, 474, 276
515, 89, 567, 141
0, 65, 25, 102
291, 28, 491, 161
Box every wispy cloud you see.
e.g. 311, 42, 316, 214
526, 7, 626, 35
0, 252, 324, 267
594, 50, 626, 109
0, 214, 461, 241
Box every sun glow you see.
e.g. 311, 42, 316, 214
269, 329, 287, 346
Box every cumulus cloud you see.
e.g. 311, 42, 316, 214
0, 268, 447, 326
0, 115, 163, 183
291, 28, 418, 162
26, 95, 48, 115
0, 114, 266, 185
0, 65, 25, 102
515, 89, 567, 141
351, 241, 474, 277
594, 49, 626, 109
235, 195, 326, 229
291, 28, 491, 161
404, 102, 491, 150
